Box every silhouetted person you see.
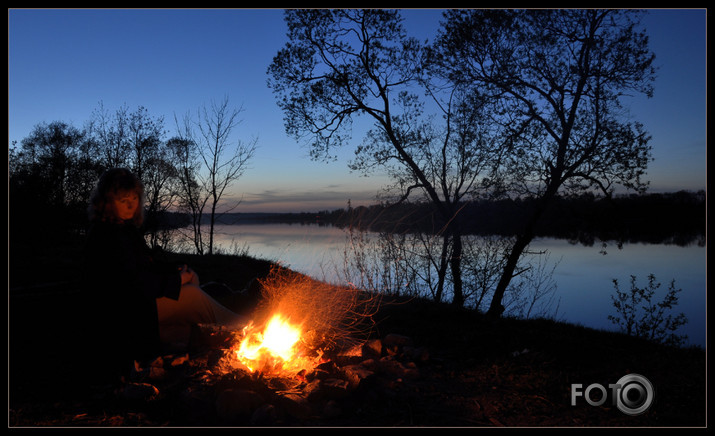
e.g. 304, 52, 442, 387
82, 168, 243, 382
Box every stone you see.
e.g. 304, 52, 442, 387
322, 400, 342, 419
302, 379, 323, 401
215, 388, 264, 422
383, 333, 413, 348
320, 378, 350, 399
251, 403, 278, 425
279, 392, 311, 419
341, 364, 376, 389
171, 354, 190, 367
148, 366, 166, 381
362, 339, 383, 359
403, 345, 430, 362
120, 382, 159, 401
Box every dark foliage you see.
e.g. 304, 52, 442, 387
316, 191, 706, 247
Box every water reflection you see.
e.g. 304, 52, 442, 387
208, 223, 706, 348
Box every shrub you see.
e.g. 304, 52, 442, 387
608, 274, 688, 347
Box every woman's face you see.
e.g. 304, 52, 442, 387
114, 191, 139, 221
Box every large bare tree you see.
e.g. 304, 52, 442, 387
432, 9, 656, 316
268, 9, 500, 306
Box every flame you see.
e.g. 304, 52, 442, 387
233, 313, 321, 376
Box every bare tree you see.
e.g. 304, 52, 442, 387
124, 106, 176, 247
126, 106, 165, 181
86, 101, 132, 169
268, 9, 499, 306
167, 120, 207, 254
179, 97, 257, 255
433, 9, 656, 316
142, 151, 182, 249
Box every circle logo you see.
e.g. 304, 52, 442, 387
615, 373, 654, 415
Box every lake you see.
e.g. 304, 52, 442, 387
204, 222, 706, 348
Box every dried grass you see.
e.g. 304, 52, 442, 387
251, 265, 382, 352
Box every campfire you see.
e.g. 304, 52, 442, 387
232, 313, 324, 376
219, 266, 380, 379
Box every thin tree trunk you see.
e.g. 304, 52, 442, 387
450, 229, 464, 307
435, 234, 450, 303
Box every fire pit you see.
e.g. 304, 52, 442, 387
163, 266, 425, 425
215, 266, 380, 377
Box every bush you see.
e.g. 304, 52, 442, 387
608, 274, 688, 347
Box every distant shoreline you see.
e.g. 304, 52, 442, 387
167, 190, 706, 247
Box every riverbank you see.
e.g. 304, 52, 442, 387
9, 237, 707, 427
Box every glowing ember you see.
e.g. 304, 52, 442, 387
233, 313, 322, 376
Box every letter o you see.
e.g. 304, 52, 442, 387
585, 383, 607, 406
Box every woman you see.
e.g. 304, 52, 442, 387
83, 168, 242, 377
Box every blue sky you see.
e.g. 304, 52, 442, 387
8, 9, 706, 213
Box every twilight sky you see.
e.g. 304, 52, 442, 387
8, 8, 706, 213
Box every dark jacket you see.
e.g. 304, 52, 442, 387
83, 220, 181, 375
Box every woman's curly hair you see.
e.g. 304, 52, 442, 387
88, 168, 145, 226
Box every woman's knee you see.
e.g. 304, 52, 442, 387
180, 283, 205, 301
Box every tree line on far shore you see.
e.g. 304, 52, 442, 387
328, 190, 706, 247
207, 190, 706, 247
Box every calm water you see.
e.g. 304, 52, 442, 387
207, 223, 706, 348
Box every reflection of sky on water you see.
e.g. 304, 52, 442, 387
212, 223, 350, 276
530, 238, 706, 348
212, 224, 706, 348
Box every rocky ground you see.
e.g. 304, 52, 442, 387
8, 242, 708, 428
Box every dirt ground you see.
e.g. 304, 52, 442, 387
8, 249, 707, 428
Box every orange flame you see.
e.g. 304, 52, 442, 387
233, 313, 322, 376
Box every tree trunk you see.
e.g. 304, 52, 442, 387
434, 234, 450, 303
486, 232, 533, 317
487, 189, 558, 317
208, 205, 216, 256
450, 230, 464, 307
